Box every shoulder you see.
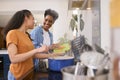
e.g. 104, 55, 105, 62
34, 26, 43, 30
6, 30, 18, 43
7, 30, 18, 36
8, 29, 17, 33
31, 26, 43, 33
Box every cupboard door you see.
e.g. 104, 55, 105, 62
3, 54, 10, 79
0, 54, 10, 80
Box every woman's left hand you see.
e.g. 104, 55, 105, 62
49, 43, 60, 49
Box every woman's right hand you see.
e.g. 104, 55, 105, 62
36, 45, 49, 53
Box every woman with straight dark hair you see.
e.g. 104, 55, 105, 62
2, 9, 62, 80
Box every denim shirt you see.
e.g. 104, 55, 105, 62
30, 26, 53, 48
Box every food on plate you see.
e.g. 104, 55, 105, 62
53, 43, 70, 53
56, 45, 65, 49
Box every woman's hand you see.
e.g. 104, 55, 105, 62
36, 45, 49, 53
49, 43, 60, 50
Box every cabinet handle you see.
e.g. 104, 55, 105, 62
0, 60, 2, 63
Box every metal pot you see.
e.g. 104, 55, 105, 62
61, 65, 109, 80
48, 56, 74, 71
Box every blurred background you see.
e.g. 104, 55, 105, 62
0, 0, 120, 80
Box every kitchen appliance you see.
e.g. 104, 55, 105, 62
71, 35, 88, 62
48, 56, 74, 71
61, 65, 109, 80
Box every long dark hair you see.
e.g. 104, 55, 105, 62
2, 9, 32, 40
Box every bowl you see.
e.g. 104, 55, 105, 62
48, 56, 74, 71
61, 65, 109, 80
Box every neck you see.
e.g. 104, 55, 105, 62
18, 25, 27, 33
42, 26, 49, 32
44, 28, 48, 32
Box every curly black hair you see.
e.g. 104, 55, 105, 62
44, 9, 59, 22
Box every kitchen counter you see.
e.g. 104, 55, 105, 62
0, 65, 62, 80
0, 52, 114, 80
0, 50, 8, 54
19, 67, 62, 80
0, 62, 114, 80
20, 66, 114, 80
0, 51, 64, 80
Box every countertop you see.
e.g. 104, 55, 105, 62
0, 65, 62, 80
19, 67, 62, 80
0, 63, 114, 80
0, 50, 8, 54
20, 67, 114, 80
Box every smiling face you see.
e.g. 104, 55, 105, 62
43, 15, 54, 31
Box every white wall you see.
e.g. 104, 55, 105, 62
67, 10, 92, 45
112, 29, 120, 55
0, 0, 69, 43
81, 10, 92, 45
100, 0, 111, 50
0, 0, 110, 47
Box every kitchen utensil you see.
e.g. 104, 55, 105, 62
74, 62, 80, 76
48, 56, 74, 71
74, 62, 88, 80
74, 62, 87, 75
94, 44, 105, 54
80, 51, 104, 67
71, 35, 89, 61
95, 54, 110, 76
61, 65, 109, 80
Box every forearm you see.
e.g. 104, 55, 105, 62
34, 52, 64, 59
9, 49, 37, 63
34, 53, 52, 59
8, 42, 48, 63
